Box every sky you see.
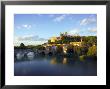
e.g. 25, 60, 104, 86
14, 14, 97, 46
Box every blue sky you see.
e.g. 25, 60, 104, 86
14, 14, 97, 46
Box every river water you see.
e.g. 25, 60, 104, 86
14, 56, 97, 76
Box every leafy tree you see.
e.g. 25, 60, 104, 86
81, 41, 87, 47
35, 45, 45, 50
48, 40, 51, 44
20, 43, 26, 49
60, 32, 64, 37
65, 32, 68, 36
87, 45, 97, 56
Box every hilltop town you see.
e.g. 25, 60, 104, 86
14, 32, 97, 60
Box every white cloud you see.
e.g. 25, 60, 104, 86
14, 35, 48, 46
14, 40, 48, 46
80, 15, 96, 26
68, 29, 80, 36
22, 24, 28, 28
15, 35, 48, 41
22, 24, 32, 29
16, 24, 32, 30
53, 15, 66, 22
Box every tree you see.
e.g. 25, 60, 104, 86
65, 32, 68, 36
48, 40, 51, 44
60, 32, 63, 37
87, 45, 97, 56
20, 43, 26, 49
81, 41, 87, 47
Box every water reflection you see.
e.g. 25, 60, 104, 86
14, 56, 97, 76
15, 56, 81, 65
50, 57, 57, 64
28, 56, 34, 60
50, 57, 68, 65
50, 57, 76, 65
63, 58, 67, 64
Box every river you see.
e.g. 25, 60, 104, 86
14, 56, 97, 76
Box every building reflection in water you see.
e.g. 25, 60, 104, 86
50, 57, 68, 65
50, 57, 57, 64
63, 58, 67, 64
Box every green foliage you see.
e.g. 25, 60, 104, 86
20, 43, 26, 49
14, 44, 45, 50
48, 40, 51, 44
81, 41, 87, 46
87, 45, 97, 56
55, 40, 62, 44
82, 36, 97, 47
33, 45, 45, 50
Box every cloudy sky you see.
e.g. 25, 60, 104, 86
14, 14, 97, 46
